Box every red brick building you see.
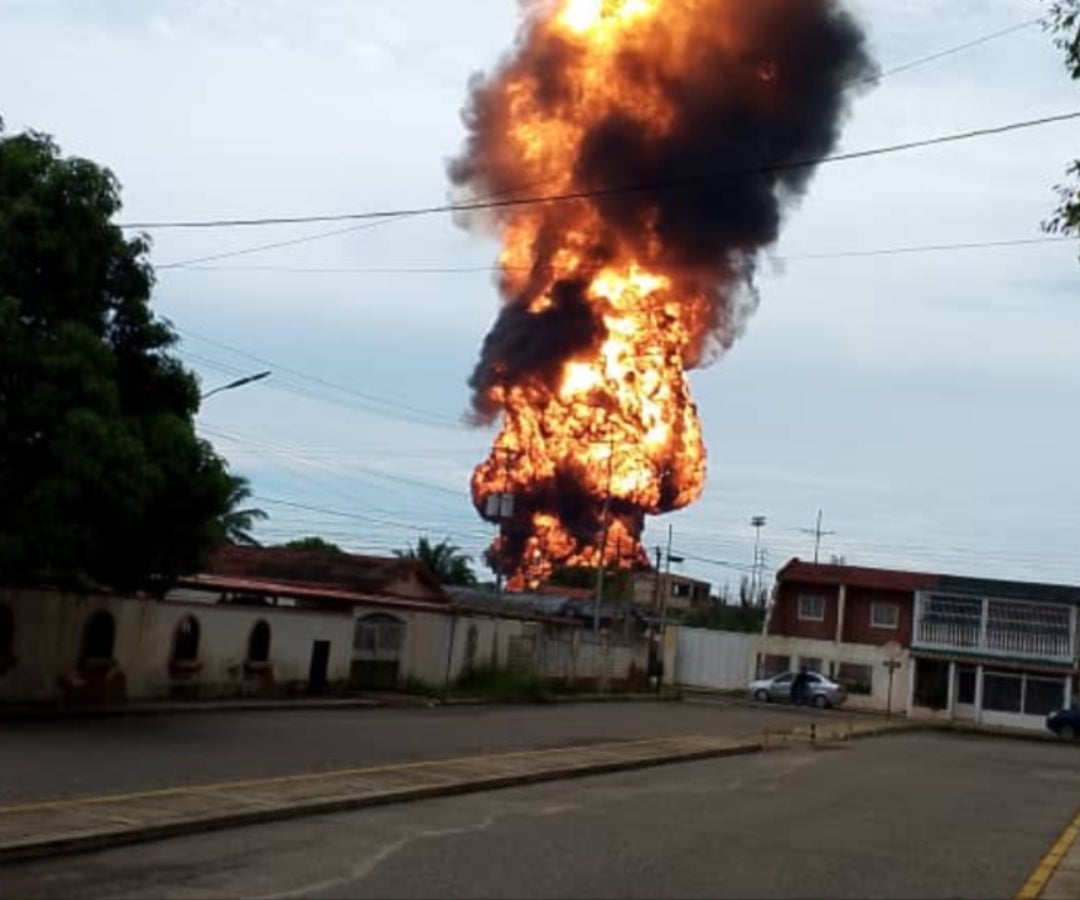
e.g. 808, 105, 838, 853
761, 559, 1080, 730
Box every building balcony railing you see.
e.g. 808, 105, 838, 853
913, 592, 1076, 664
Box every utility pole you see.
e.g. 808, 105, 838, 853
655, 525, 683, 694
592, 440, 616, 633
750, 515, 767, 607
488, 446, 520, 600
799, 509, 836, 564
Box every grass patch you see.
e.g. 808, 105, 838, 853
452, 665, 554, 703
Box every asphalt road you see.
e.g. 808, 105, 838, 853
0, 700, 837, 803
3, 731, 1077, 899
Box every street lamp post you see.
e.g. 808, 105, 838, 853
750, 515, 767, 607
200, 371, 272, 401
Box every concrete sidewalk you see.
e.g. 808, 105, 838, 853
0, 696, 384, 720
1029, 804, 1080, 899
0, 718, 905, 865
0, 691, 675, 720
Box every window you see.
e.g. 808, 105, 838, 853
759, 654, 790, 677
871, 602, 899, 630
247, 621, 271, 663
353, 614, 406, 660
0, 604, 12, 658
983, 671, 1023, 713
670, 582, 691, 598
956, 666, 977, 705
798, 594, 825, 622
800, 657, 823, 674
920, 595, 981, 647
80, 611, 116, 662
913, 658, 949, 710
772, 672, 793, 685
171, 616, 201, 663
837, 662, 874, 695
1024, 677, 1065, 716
986, 601, 1071, 658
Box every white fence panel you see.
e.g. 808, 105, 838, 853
674, 627, 758, 691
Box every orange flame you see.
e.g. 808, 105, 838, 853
471, 0, 710, 588
455, 0, 872, 588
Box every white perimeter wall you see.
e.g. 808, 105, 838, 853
674, 627, 759, 691
0, 589, 353, 701
757, 634, 910, 714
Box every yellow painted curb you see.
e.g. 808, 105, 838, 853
1016, 805, 1080, 900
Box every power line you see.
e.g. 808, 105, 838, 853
136, 19, 1045, 272
200, 423, 470, 506
119, 111, 1080, 231
180, 326, 464, 429
854, 17, 1042, 87
161, 235, 1074, 277
157, 215, 415, 270
253, 495, 488, 539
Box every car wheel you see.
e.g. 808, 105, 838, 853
754, 689, 770, 703
813, 694, 830, 709
1062, 725, 1076, 741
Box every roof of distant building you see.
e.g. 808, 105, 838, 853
204, 544, 448, 603
777, 558, 1080, 604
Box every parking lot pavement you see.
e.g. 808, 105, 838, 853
3, 731, 1077, 899
0, 701, 843, 804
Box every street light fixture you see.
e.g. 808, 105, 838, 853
200, 371, 272, 401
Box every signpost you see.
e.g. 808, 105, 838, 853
882, 641, 903, 719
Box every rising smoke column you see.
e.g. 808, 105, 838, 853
450, 0, 875, 589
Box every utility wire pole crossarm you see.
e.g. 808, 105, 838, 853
799, 509, 836, 564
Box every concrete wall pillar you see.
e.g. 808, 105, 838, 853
946, 661, 957, 719
835, 583, 847, 644
974, 664, 985, 725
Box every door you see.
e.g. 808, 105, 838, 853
308, 641, 331, 694
770, 672, 794, 702
954, 665, 977, 721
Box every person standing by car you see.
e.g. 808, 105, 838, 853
790, 666, 811, 706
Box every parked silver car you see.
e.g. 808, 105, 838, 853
748, 671, 847, 709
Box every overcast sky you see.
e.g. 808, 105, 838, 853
2, 0, 1079, 591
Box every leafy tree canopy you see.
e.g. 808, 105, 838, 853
280, 536, 344, 554
396, 537, 478, 586
0, 122, 238, 593
1045, 2, 1080, 236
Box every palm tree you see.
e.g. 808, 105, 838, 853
220, 475, 268, 546
396, 537, 478, 586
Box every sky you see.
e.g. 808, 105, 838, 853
2, 0, 1079, 592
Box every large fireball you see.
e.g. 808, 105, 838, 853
450, 0, 874, 588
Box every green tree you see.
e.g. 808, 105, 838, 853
1045, 3, 1080, 236
280, 536, 344, 554
396, 537, 478, 586
547, 564, 633, 602
220, 475, 267, 546
0, 123, 237, 593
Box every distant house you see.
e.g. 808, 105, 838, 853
0, 545, 652, 705
631, 571, 711, 614
760, 558, 1080, 730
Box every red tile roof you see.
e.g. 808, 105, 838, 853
776, 558, 938, 593
177, 574, 449, 614
205, 545, 448, 603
